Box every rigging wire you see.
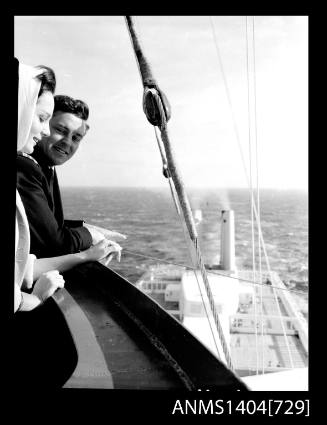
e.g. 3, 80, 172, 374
246, 16, 259, 375
245, 16, 293, 370
251, 17, 265, 374
126, 15, 304, 371
122, 249, 308, 297
209, 16, 297, 369
256, 19, 293, 368
154, 126, 225, 361
209, 15, 273, 277
209, 16, 250, 194
174, 188, 224, 361
158, 118, 234, 370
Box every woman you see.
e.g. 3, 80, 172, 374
13, 60, 120, 388
15, 61, 118, 313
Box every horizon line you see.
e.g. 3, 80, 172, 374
60, 185, 308, 192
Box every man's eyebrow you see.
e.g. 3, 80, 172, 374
54, 123, 69, 131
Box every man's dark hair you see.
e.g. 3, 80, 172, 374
35, 65, 56, 97
54, 95, 89, 121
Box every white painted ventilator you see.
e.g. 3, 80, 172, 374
219, 210, 236, 272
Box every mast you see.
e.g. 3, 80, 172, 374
124, 16, 233, 370
124, 16, 197, 242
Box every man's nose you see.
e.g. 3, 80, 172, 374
60, 135, 73, 146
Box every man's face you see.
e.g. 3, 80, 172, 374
37, 111, 88, 166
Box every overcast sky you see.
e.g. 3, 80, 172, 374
14, 16, 308, 190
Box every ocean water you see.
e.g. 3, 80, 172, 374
61, 187, 308, 312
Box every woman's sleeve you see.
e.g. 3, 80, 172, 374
23, 254, 37, 289
14, 283, 22, 312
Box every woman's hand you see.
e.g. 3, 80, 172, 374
32, 270, 65, 302
83, 239, 122, 263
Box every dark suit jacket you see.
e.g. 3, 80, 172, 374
16, 149, 92, 258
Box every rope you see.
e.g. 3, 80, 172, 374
154, 126, 223, 359
155, 97, 234, 369
125, 17, 233, 368
155, 118, 229, 362
174, 188, 224, 361
191, 237, 234, 369
153, 126, 181, 215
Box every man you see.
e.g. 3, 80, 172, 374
17, 95, 124, 259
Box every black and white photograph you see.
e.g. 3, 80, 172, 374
11, 14, 308, 412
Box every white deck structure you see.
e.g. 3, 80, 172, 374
135, 209, 308, 389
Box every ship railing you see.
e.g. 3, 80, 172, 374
230, 314, 299, 331
235, 269, 308, 354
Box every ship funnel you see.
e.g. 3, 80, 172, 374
194, 209, 202, 225
219, 210, 236, 271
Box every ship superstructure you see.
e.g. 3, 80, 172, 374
136, 209, 308, 389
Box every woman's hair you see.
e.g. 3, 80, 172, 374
35, 65, 56, 98
54, 95, 89, 121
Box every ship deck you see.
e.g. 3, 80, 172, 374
137, 268, 308, 377
230, 284, 307, 375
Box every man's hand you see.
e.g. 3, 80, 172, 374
83, 223, 124, 265
98, 239, 122, 266
84, 223, 127, 244
84, 225, 105, 245
82, 239, 122, 263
